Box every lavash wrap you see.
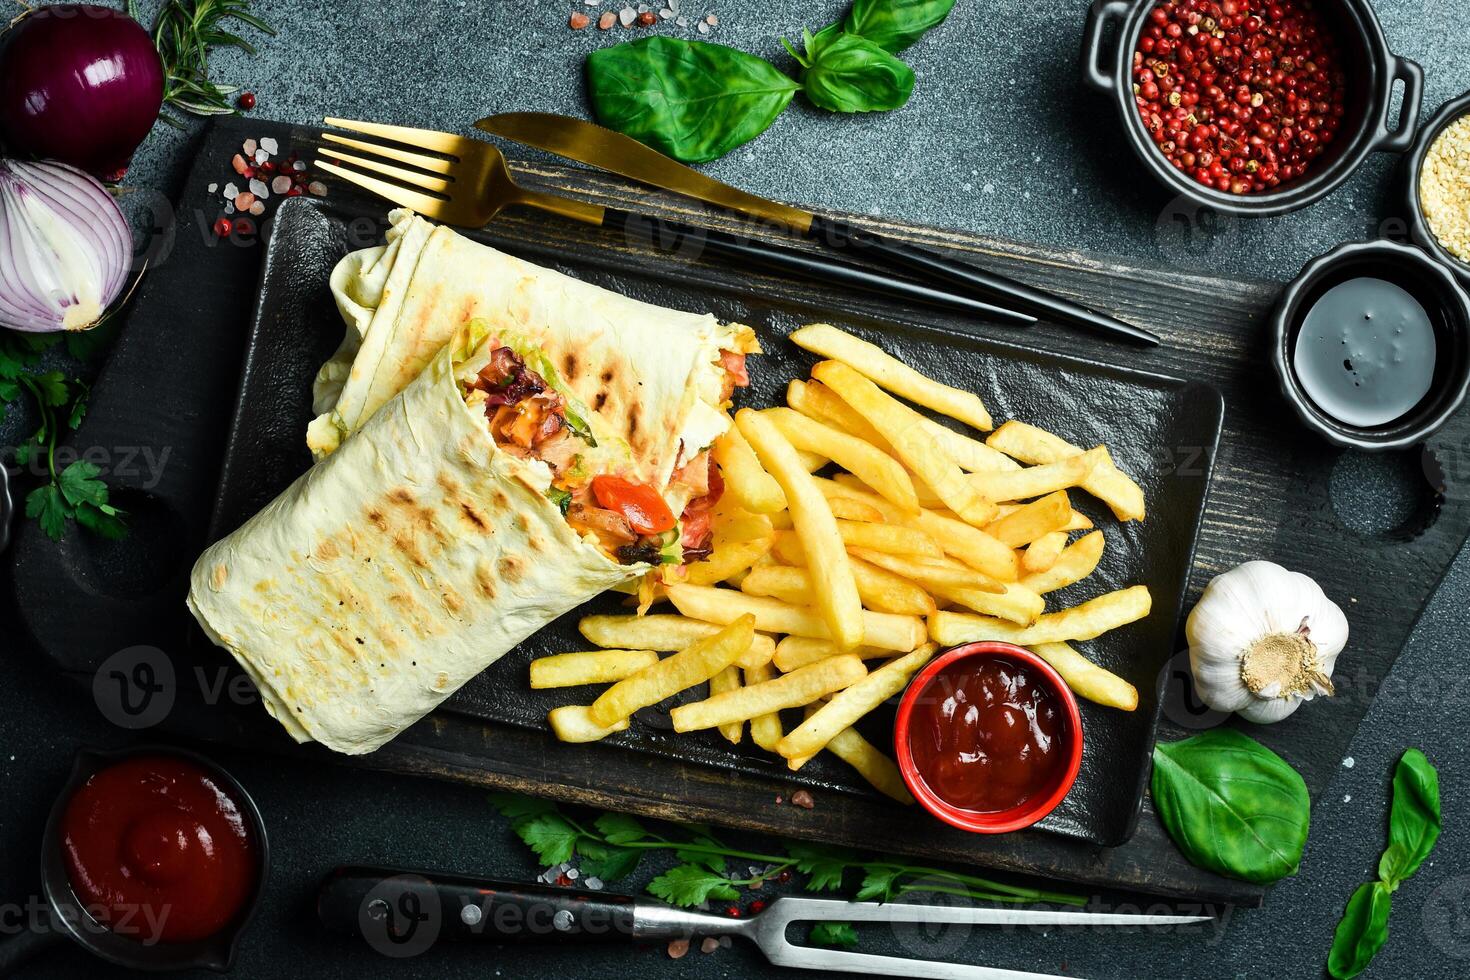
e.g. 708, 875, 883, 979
188, 326, 642, 754
308, 209, 738, 500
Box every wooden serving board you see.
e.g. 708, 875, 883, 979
11, 118, 1470, 908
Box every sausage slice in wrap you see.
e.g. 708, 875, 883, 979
189, 220, 756, 754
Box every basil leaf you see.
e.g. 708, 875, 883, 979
1379, 748, 1440, 887
587, 37, 799, 164
799, 32, 914, 114
844, 0, 958, 53
1327, 881, 1393, 979
1150, 729, 1310, 884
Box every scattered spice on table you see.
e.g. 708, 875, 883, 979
1131, 0, 1346, 195
572, 2, 716, 34
212, 135, 324, 234
1419, 112, 1470, 264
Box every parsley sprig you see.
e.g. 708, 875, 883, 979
492, 793, 1084, 948
2, 331, 127, 541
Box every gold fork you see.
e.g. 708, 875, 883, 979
313, 117, 1033, 325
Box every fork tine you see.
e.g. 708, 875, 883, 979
321, 134, 455, 175
764, 945, 1071, 980
313, 160, 449, 218
316, 149, 452, 194
323, 116, 467, 156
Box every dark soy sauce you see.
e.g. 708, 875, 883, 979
1293, 277, 1438, 427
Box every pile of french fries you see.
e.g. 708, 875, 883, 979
529, 323, 1153, 804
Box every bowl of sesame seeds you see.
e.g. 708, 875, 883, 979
1405, 90, 1470, 288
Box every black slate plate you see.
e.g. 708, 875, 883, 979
204, 195, 1222, 847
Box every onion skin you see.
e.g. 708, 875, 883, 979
0, 158, 131, 332
0, 5, 164, 181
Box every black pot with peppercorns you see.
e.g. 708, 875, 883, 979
1082, 0, 1422, 217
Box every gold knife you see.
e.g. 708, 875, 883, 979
473, 112, 1159, 346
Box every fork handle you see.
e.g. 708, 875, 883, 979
598, 208, 1034, 326
317, 866, 637, 945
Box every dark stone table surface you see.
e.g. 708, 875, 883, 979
3, 1, 1468, 977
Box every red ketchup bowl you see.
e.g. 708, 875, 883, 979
894, 642, 1083, 834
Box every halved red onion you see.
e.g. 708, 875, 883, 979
0, 158, 130, 333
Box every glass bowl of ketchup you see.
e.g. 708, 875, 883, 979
24, 745, 269, 973
894, 642, 1083, 834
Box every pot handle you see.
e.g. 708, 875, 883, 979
1373, 56, 1424, 154
1081, 0, 1133, 92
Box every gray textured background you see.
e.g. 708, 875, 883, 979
3, 0, 1469, 977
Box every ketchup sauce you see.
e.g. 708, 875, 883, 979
906, 655, 1071, 814
61, 755, 259, 944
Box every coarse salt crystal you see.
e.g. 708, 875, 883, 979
584, 876, 603, 890
207, 182, 218, 193
619, 6, 635, 26
249, 178, 269, 198
309, 181, 328, 196
224, 202, 236, 214
566, 867, 580, 879
254, 148, 269, 165
700, 938, 719, 953
658, 7, 673, 17
293, 160, 307, 171
248, 200, 265, 216
223, 182, 239, 198
676, 15, 688, 27
272, 175, 292, 194
696, 19, 709, 33
706, 13, 717, 24
243, 138, 258, 156
259, 137, 279, 155
1342, 756, 1355, 768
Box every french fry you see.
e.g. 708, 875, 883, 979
744, 662, 785, 751
530, 650, 660, 689
680, 525, 775, 587
1030, 642, 1139, 711
791, 324, 993, 431
848, 547, 1005, 594
969, 447, 1108, 502
796, 450, 829, 472
578, 614, 776, 669
547, 705, 631, 743
984, 491, 1073, 548
996, 501, 1093, 531
590, 614, 755, 726
712, 426, 785, 514
814, 361, 996, 527
930, 581, 1045, 626
786, 378, 895, 454
709, 665, 745, 744
835, 520, 942, 557
763, 407, 919, 514
742, 559, 934, 617
824, 726, 914, 804
914, 416, 1020, 473
772, 636, 891, 672
986, 421, 1145, 521
670, 654, 868, 732
779, 645, 935, 764
665, 583, 926, 652
826, 495, 888, 524
909, 509, 1019, 581
930, 586, 1152, 646
1021, 531, 1069, 574
737, 409, 864, 650
1020, 531, 1104, 594
818, 474, 903, 521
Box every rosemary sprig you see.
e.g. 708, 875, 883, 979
490, 793, 1086, 913
129, 0, 275, 119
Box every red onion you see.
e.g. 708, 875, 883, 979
0, 158, 131, 332
0, 5, 163, 181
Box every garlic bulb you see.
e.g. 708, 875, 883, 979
1186, 560, 1348, 724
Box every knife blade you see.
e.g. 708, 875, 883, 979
475, 112, 1159, 346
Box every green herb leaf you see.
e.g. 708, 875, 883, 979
844, 0, 958, 53
25, 485, 72, 541
855, 865, 903, 903
1328, 881, 1393, 979
799, 32, 915, 114
594, 812, 651, 845
787, 842, 857, 892
1150, 729, 1310, 884
29, 370, 70, 408
1379, 749, 1440, 888
512, 812, 581, 866
646, 864, 740, 907
149, 0, 275, 119
580, 845, 642, 883
75, 502, 129, 540
675, 836, 727, 874
810, 921, 859, 949
545, 486, 572, 516
588, 37, 800, 164
58, 461, 110, 509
